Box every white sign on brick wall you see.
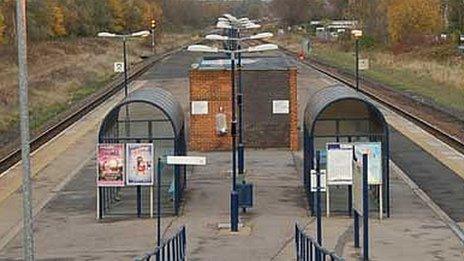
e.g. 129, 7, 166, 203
191, 101, 208, 115
272, 100, 289, 114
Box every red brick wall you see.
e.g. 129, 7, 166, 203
189, 69, 233, 151
289, 68, 299, 151
189, 68, 298, 152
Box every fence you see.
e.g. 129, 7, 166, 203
135, 226, 187, 261
295, 223, 344, 261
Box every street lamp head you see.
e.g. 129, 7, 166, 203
205, 34, 229, 41
223, 14, 237, 22
187, 45, 219, 53
217, 22, 232, 29
244, 23, 261, 29
97, 32, 116, 37
351, 29, 363, 39
131, 30, 151, 37
247, 44, 278, 53
249, 32, 273, 40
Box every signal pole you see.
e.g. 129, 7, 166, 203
151, 19, 156, 54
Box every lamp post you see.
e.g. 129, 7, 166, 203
351, 29, 363, 92
188, 43, 278, 232
98, 30, 150, 218
97, 30, 151, 97
213, 15, 268, 175
206, 32, 274, 175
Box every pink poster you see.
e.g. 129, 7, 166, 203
97, 144, 125, 187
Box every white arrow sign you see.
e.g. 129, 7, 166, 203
167, 156, 206, 165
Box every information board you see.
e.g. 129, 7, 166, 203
126, 143, 154, 186
326, 143, 353, 185
310, 169, 326, 192
272, 100, 289, 114
97, 144, 125, 187
353, 142, 382, 185
191, 101, 208, 115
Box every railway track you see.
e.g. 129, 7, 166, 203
0, 43, 193, 174
270, 41, 464, 155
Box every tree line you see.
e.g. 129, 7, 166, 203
0, 0, 265, 45
270, 0, 464, 45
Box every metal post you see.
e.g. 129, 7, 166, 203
316, 151, 322, 248
355, 38, 359, 91
354, 211, 360, 248
16, 0, 35, 259
123, 38, 128, 97
137, 186, 141, 218
237, 43, 244, 175
362, 154, 369, 260
151, 29, 155, 54
157, 158, 162, 250
230, 51, 239, 232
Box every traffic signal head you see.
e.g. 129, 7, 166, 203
151, 19, 156, 29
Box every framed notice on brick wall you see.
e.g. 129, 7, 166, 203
191, 101, 208, 115
272, 100, 289, 114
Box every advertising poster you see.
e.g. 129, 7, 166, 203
126, 143, 154, 186
326, 143, 353, 185
354, 142, 382, 185
97, 144, 125, 187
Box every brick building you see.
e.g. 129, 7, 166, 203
189, 55, 298, 151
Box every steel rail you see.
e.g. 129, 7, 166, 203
0, 43, 194, 174
270, 41, 464, 154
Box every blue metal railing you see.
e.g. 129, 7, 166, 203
135, 226, 187, 261
295, 223, 344, 261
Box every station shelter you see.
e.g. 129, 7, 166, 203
97, 87, 186, 219
189, 55, 298, 151
303, 85, 390, 217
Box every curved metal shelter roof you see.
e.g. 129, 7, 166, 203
99, 87, 184, 138
304, 85, 387, 134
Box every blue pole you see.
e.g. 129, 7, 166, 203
230, 51, 239, 232
157, 158, 162, 250
362, 153, 369, 260
316, 151, 322, 246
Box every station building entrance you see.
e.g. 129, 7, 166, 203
303, 85, 390, 217
97, 88, 186, 219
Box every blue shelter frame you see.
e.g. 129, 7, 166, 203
97, 87, 186, 219
303, 85, 390, 217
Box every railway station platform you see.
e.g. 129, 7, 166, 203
0, 148, 462, 260
0, 47, 463, 260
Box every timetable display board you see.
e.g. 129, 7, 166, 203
353, 142, 382, 185
326, 143, 353, 185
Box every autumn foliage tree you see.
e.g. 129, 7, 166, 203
52, 5, 67, 37
387, 0, 443, 44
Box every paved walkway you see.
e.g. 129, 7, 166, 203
1, 149, 462, 260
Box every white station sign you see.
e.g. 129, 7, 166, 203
272, 100, 290, 114
167, 156, 206, 166
191, 101, 209, 115
114, 62, 125, 72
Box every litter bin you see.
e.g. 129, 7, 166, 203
236, 182, 253, 209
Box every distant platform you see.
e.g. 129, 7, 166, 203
194, 55, 292, 71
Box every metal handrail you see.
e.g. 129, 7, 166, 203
135, 226, 186, 261
295, 223, 344, 261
